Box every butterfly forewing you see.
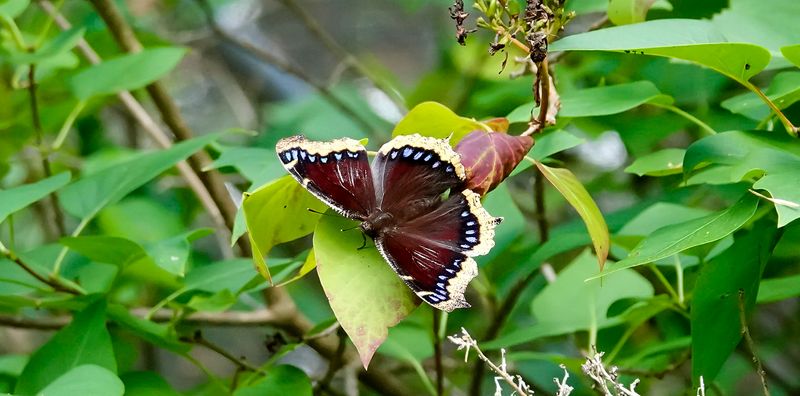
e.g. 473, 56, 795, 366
277, 136, 376, 220
372, 134, 466, 218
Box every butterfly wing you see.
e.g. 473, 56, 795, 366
376, 190, 502, 311
277, 136, 376, 220
371, 134, 466, 218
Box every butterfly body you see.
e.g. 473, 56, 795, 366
277, 134, 502, 312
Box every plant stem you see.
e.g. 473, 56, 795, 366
432, 309, 444, 396
187, 331, 262, 373
650, 103, 717, 136
648, 263, 682, 307
743, 81, 798, 137
738, 289, 771, 396
535, 59, 551, 132
52, 100, 87, 150
28, 63, 67, 237
673, 255, 684, 306
0, 241, 83, 295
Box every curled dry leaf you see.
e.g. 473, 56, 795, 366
455, 128, 534, 196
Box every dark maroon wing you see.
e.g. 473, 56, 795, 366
376, 190, 502, 311
276, 136, 376, 220
371, 134, 466, 219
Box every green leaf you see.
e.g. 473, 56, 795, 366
508, 130, 584, 176
508, 81, 671, 122
145, 228, 213, 276
0, 354, 27, 377
624, 148, 685, 176
314, 215, 418, 368
0, 0, 29, 18
187, 289, 237, 312
757, 274, 800, 303
377, 323, 436, 396
243, 175, 327, 282
8, 27, 85, 65
59, 133, 221, 221
608, 0, 657, 25
392, 101, 487, 143
105, 305, 189, 354
484, 251, 653, 349
121, 371, 180, 396
16, 300, 116, 395
233, 365, 311, 396
70, 47, 187, 99
0, 172, 70, 224
38, 365, 123, 396
752, 173, 800, 227
596, 194, 759, 278
691, 222, 777, 383
206, 146, 283, 185
683, 130, 800, 177
183, 258, 265, 295
536, 161, 609, 269
782, 44, 800, 68
550, 19, 771, 84
721, 71, 800, 120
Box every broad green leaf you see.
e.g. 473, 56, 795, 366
38, 365, 123, 396
377, 323, 436, 396
507, 81, 672, 123
70, 47, 187, 99
0, 0, 28, 18
484, 251, 653, 350
0, 172, 69, 224
508, 130, 584, 176
536, 161, 609, 270
187, 289, 237, 312
275, 249, 317, 287
596, 194, 759, 278
0, 354, 27, 377
608, 0, 657, 25
691, 222, 777, 383
206, 146, 283, 185
392, 101, 487, 143
624, 148, 685, 176
314, 215, 418, 368
121, 371, 180, 396
617, 203, 710, 237
683, 131, 800, 177
183, 258, 264, 295
243, 175, 327, 282
145, 228, 213, 276
16, 300, 116, 395
757, 274, 800, 303
233, 365, 312, 396
550, 19, 771, 84
721, 71, 800, 120
59, 133, 221, 221
782, 44, 800, 68
7, 27, 84, 65
60, 236, 178, 288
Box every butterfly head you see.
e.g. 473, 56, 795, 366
359, 210, 395, 239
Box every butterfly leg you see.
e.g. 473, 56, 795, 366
357, 232, 368, 250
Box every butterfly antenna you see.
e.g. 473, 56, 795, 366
307, 208, 339, 217
340, 224, 360, 232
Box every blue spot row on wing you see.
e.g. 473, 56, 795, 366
388, 145, 455, 173
458, 214, 481, 250
279, 147, 363, 165
424, 257, 464, 304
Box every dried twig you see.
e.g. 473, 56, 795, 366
582, 349, 641, 396
449, 328, 535, 395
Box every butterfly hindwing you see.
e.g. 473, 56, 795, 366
376, 190, 502, 311
277, 136, 376, 220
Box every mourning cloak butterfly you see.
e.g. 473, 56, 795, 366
276, 134, 502, 311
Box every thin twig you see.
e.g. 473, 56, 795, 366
194, 0, 380, 139
37, 0, 234, 257
316, 328, 348, 394
535, 58, 551, 133
27, 63, 67, 236
0, 245, 82, 295
184, 331, 262, 373
738, 289, 771, 396
432, 309, 444, 396
275, 0, 406, 110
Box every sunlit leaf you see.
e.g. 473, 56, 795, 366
0, 0, 29, 18
0, 172, 70, 224
392, 101, 487, 143
70, 47, 187, 99
536, 161, 609, 270
242, 176, 327, 282
782, 44, 800, 68
38, 365, 123, 396
550, 19, 771, 84
608, 0, 657, 25
314, 215, 418, 368
757, 274, 800, 303
721, 71, 800, 120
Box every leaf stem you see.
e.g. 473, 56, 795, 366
743, 81, 798, 137
648, 263, 682, 307
52, 100, 87, 151
0, 15, 27, 50
0, 241, 83, 295
650, 103, 717, 136
673, 255, 684, 306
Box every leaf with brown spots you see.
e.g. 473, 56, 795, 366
455, 130, 534, 196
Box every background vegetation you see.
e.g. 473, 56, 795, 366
1, 0, 799, 395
